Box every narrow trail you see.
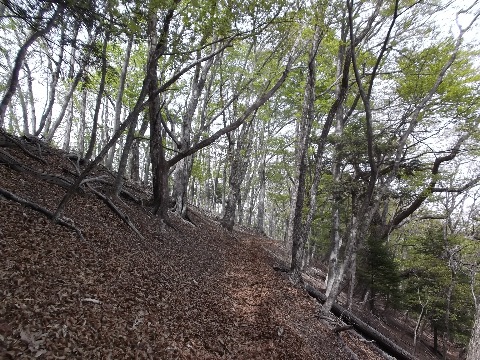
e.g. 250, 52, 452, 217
1, 135, 386, 359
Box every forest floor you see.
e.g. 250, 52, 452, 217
0, 133, 464, 359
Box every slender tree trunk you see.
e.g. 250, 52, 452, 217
106, 34, 133, 169
173, 45, 216, 217
0, 4, 61, 126
77, 88, 87, 156
256, 120, 267, 232
24, 63, 37, 133
18, 83, 29, 135
35, 22, 72, 136
63, 107, 73, 151
85, 29, 110, 161
466, 305, 480, 360
290, 24, 323, 281
45, 68, 85, 142
130, 117, 149, 182
413, 302, 427, 354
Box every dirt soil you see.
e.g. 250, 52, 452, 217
0, 134, 457, 359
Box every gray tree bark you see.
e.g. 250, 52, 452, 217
0, 4, 61, 126
106, 34, 133, 169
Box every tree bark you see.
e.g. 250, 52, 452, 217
290, 23, 323, 281
85, 28, 110, 161
173, 43, 217, 217
106, 34, 133, 169
35, 22, 72, 136
222, 121, 254, 230
466, 304, 480, 360
0, 4, 61, 126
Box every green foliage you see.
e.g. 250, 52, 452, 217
358, 230, 401, 308
397, 222, 478, 345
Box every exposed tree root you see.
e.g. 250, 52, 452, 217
0, 186, 84, 241
0, 149, 75, 189
0, 129, 46, 164
85, 183, 145, 241
334, 325, 354, 333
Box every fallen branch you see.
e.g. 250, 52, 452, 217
305, 284, 416, 360
0, 186, 84, 241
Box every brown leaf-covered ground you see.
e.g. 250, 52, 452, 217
0, 134, 454, 359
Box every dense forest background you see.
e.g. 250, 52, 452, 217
1, 0, 480, 358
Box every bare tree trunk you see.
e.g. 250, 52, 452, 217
256, 120, 267, 232
24, 63, 36, 133
114, 115, 140, 194
466, 305, 480, 360
63, 107, 73, 151
413, 300, 427, 354
85, 29, 110, 161
222, 121, 254, 231
173, 44, 216, 217
106, 34, 133, 169
130, 117, 149, 182
45, 68, 85, 142
77, 88, 87, 156
35, 22, 73, 136
290, 23, 323, 281
0, 4, 61, 126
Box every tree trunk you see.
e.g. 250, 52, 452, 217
130, 116, 149, 182
113, 115, 140, 195
24, 63, 36, 133
173, 44, 216, 217
0, 4, 61, 126
290, 23, 323, 281
466, 304, 480, 360
35, 22, 72, 136
85, 29, 110, 161
77, 88, 87, 156
413, 302, 427, 354
222, 122, 254, 231
106, 34, 133, 169
62, 107, 73, 151
256, 120, 267, 232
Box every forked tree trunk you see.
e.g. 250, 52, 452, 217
222, 122, 254, 231
173, 46, 216, 217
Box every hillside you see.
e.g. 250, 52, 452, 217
0, 131, 442, 359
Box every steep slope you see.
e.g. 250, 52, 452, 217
0, 133, 384, 359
